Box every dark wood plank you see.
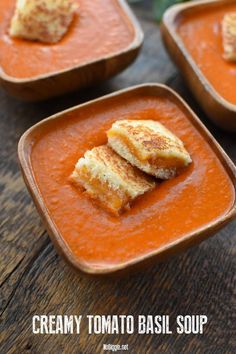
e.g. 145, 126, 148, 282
1, 2, 236, 353
1, 224, 236, 353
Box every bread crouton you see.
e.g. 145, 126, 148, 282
222, 13, 236, 62
71, 145, 155, 215
107, 119, 192, 179
9, 0, 77, 43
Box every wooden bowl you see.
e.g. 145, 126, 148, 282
161, 0, 236, 131
18, 84, 236, 276
0, 0, 143, 101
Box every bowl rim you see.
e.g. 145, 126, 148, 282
0, 0, 144, 84
18, 83, 236, 275
162, 0, 236, 113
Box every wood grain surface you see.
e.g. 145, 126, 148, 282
1, 1, 236, 353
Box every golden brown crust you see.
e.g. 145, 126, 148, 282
222, 12, 236, 62
90, 145, 154, 189
117, 122, 182, 154
10, 0, 78, 43
71, 145, 155, 215
107, 120, 192, 179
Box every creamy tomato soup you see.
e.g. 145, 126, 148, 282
0, 0, 134, 79
178, 4, 236, 105
30, 93, 235, 267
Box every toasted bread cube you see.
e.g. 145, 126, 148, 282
222, 13, 236, 62
9, 0, 77, 44
107, 120, 192, 180
71, 145, 155, 215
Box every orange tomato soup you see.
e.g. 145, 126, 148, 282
30, 93, 235, 268
0, 0, 134, 79
178, 4, 236, 105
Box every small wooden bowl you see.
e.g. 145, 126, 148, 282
161, 0, 236, 131
0, 0, 143, 101
18, 84, 236, 276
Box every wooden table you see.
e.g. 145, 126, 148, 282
1, 2, 235, 353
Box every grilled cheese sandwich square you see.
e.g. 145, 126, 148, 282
9, 0, 78, 44
222, 13, 236, 62
107, 120, 192, 179
71, 145, 155, 215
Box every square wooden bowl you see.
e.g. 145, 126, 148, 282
18, 84, 236, 276
0, 0, 143, 101
161, 0, 236, 131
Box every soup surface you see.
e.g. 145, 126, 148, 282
0, 0, 134, 79
31, 93, 235, 268
178, 3, 236, 105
